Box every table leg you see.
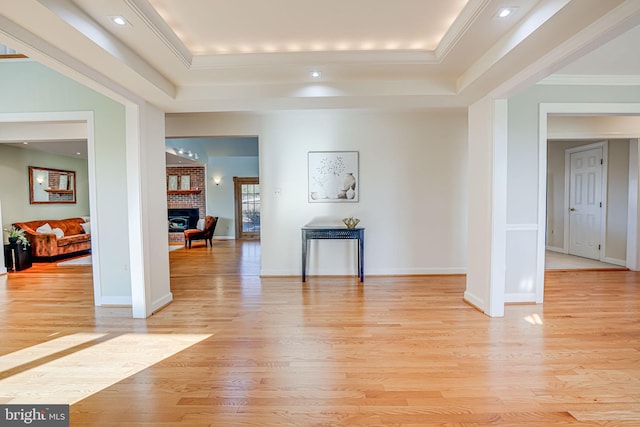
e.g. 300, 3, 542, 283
302, 235, 307, 282
358, 235, 364, 282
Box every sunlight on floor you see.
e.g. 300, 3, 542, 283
0, 333, 210, 404
524, 313, 544, 325
0, 333, 106, 372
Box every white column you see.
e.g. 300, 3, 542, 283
126, 103, 173, 318
465, 97, 508, 317
0, 200, 7, 275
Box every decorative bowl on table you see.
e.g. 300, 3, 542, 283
342, 217, 360, 228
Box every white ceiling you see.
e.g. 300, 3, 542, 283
1, 0, 639, 158
1, 0, 638, 113
146, 0, 469, 55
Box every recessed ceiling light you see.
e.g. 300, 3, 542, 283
22, 141, 28, 145
76, 152, 81, 156
111, 16, 128, 26
497, 7, 517, 18
310, 71, 321, 78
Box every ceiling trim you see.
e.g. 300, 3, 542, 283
436, 0, 491, 59
485, 0, 640, 100
37, 0, 175, 95
134, 0, 488, 71
190, 49, 439, 70
0, 16, 156, 107
538, 74, 640, 86
126, 0, 192, 69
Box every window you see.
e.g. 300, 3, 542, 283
234, 177, 260, 239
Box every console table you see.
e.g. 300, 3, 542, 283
301, 226, 365, 282
3, 242, 32, 271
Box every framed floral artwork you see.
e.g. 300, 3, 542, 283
168, 175, 178, 191
180, 175, 191, 190
308, 151, 359, 202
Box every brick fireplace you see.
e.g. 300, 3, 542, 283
167, 166, 206, 243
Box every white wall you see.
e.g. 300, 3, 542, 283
0, 200, 6, 275
166, 109, 468, 277
546, 139, 629, 263
507, 84, 640, 302
607, 140, 630, 262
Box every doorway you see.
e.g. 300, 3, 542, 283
0, 111, 99, 301
233, 177, 260, 240
538, 105, 640, 303
545, 137, 635, 271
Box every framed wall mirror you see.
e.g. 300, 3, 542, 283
29, 166, 76, 204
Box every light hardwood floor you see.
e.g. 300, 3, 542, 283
1, 240, 640, 426
545, 250, 626, 270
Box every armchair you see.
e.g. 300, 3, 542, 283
184, 215, 218, 248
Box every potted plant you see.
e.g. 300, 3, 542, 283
4, 226, 30, 249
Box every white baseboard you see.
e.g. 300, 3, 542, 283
0, 267, 7, 275
99, 296, 132, 306
505, 293, 537, 303
602, 257, 626, 267
463, 291, 484, 312
152, 292, 173, 313
368, 267, 467, 275
260, 267, 467, 276
545, 246, 565, 253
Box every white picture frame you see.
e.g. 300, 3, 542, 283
58, 174, 68, 190
180, 175, 191, 190
308, 151, 359, 203
168, 175, 178, 191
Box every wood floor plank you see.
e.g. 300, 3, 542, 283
1, 241, 639, 425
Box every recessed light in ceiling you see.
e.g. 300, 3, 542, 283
497, 7, 517, 18
111, 16, 129, 26
310, 71, 321, 78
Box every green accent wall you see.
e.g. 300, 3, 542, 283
0, 60, 131, 299
0, 144, 89, 228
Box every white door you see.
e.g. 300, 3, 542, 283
568, 147, 602, 259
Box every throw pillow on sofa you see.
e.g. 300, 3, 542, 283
81, 222, 91, 234
36, 223, 53, 234
52, 227, 65, 239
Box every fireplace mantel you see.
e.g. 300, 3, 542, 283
167, 189, 201, 195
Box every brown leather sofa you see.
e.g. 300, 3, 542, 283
13, 218, 91, 260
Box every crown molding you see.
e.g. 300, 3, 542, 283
0, 15, 169, 106
436, 0, 491, 60
539, 74, 640, 86
126, 0, 192, 69
190, 49, 438, 70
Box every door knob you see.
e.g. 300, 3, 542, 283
569, 208, 576, 211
